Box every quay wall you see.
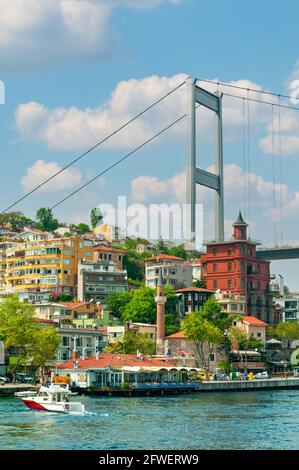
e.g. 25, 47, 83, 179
0, 385, 38, 397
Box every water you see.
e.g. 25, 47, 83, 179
1, 391, 299, 450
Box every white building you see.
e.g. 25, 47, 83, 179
277, 297, 299, 323
145, 254, 192, 288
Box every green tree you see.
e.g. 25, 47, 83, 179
201, 297, 232, 333
30, 327, 60, 383
193, 279, 207, 288
75, 223, 90, 235
123, 253, 144, 281
168, 244, 188, 260
268, 321, 299, 348
0, 295, 36, 382
36, 207, 59, 232
106, 291, 133, 318
155, 238, 169, 254
122, 287, 156, 323
105, 331, 155, 355
182, 311, 223, 371
90, 208, 103, 229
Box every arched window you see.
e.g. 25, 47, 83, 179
228, 279, 232, 289
228, 262, 232, 272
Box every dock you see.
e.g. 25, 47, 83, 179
82, 377, 299, 396
0, 384, 38, 397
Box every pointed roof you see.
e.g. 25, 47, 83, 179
233, 211, 248, 226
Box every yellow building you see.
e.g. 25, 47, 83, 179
0, 240, 16, 289
92, 224, 120, 242
5, 236, 93, 295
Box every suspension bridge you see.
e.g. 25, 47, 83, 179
1, 75, 298, 262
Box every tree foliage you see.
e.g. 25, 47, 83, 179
0, 295, 59, 381
105, 331, 155, 355
182, 311, 223, 370
36, 207, 59, 232
90, 208, 103, 229
268, 321, 299, 348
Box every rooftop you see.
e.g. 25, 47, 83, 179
164, 331, 186, 340
175, 287, 214, 293
242, 316, 267, 326
145, 254, 184, 262
57, 353, 171, 370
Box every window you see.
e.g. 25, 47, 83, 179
63, 259, 70, 265
241, 262, 245, 272
212, 247, 217, 256
228, 262, 232, 272
119, 255, 121, 261
213, 280, 217, 289
257, 332, 262, 338
228, 279, 232, 289
85, 251, 91, 257
228, 247, 232, 255
240, 245, 244, 255
241, 278, 245, 288
213, 263, 217, 273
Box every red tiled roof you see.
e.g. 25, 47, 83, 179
175, 287, 214, 293
57, 353, 170, 370
242, 316, 267, 326
59, 302, 88, 309
93, 244, 126, 253
164, 331, 186, 340
145, 254, 184, 262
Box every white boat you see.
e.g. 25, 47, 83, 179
21, 384, 85, 413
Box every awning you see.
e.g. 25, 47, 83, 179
121, 366, 141, 372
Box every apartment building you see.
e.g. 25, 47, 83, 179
5, 236, 93, 295
145, 254, 192, 288
77, 259, 128, 303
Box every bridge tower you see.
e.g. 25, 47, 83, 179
186, 77, 224, 244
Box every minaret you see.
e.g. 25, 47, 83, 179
155, 269, 167, 355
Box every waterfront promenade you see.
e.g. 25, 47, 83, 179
0, 384, 38, 397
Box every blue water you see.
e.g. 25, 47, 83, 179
1, 391, 299, 450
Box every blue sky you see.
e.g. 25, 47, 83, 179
1, 0, 299, 288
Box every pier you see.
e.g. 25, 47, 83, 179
82, 377, 299, 396
0, 384, 38, 397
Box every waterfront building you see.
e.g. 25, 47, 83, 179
145, 254, 192, 288
77, 259, 128, 303
175, 287, 214, 316
0, 240, 16, 289
55, 353, 199, 390
200, 211, 274, 323
5, 236, 93, 295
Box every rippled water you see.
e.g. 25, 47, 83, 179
1, 391, 299, 450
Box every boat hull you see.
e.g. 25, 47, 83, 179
22, 398, 68, 413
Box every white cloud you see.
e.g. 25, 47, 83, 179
21, 159, 82, 192
0, 0, 183, 72
15, 74, 274, 152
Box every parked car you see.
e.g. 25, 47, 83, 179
16, 373, 33, 384
254, 371, 269, 380
0, 376, 8, 385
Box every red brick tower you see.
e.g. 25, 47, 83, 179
200, 211, 274, 323
155, 269, 167, 355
